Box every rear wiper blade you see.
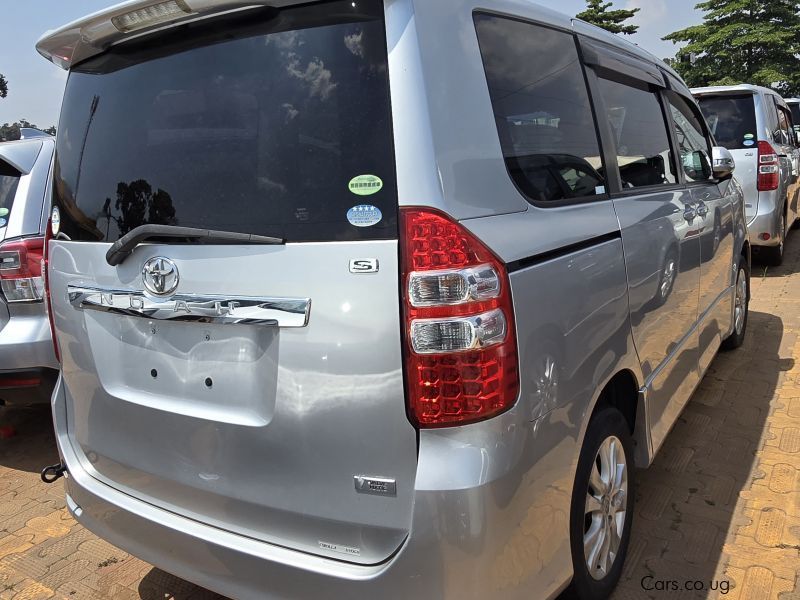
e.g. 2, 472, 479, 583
106, 224, 285, 266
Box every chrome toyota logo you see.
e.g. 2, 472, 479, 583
142, 256, 179, 296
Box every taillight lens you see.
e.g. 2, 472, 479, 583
401, 208, 519, 428
42, 218, 61, 363
0, 237, 45, 302
757, 141, 779, 191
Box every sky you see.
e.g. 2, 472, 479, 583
0, 0, 702, 128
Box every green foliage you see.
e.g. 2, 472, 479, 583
664, 0, 800, 95
0, 73, 7, 99
577, 0, 640, 35
0, 119, 57, 142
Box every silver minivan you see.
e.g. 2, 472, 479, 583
694, 85, 800, 265
38, 2, 749, 598
0, 136, 59, 405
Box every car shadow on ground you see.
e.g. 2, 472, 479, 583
0, 404, 59, 474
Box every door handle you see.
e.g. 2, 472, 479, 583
696, 202, 709, 218
683, 206, 697, 221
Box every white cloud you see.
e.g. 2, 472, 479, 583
626, 0, 667, 28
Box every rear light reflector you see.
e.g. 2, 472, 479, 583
0, 376, 41, 389
0, 237, 44, 302
401, 208, 519, 427
757, 141, 780, 191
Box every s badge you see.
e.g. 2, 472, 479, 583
349, 258, 379, 273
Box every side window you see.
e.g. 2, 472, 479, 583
595, 77, 677, 189
474, 14, 606, 204
0, 160, 21, 225
666, 92, 713, 183
777, 104, 794, 146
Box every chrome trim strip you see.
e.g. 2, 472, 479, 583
67, 285, 310, 327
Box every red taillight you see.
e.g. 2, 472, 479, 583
0, 237, 44, 302
757, 141, 779, 191
43, 218, 60, 363
400, 207, 519, 428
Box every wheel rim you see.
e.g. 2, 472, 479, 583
734, 267, 747, 335
584, 435, 628, 580
660, 259, 676, 298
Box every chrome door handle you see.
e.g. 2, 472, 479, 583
683, 206, 697, 221
696, 202, 709, 217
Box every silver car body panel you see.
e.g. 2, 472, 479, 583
41, 0, 747, 598
693, 85, 798, 246
0, 138, 59, 387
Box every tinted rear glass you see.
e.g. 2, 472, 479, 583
0, 161, 20, 227
789, 104, 800, 128
697, 94, 757, 150
53, 0, 396, 243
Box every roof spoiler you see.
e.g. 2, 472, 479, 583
36, 0, 294, 69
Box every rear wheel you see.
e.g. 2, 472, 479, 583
568, 408, 635, 599
721, 256, 749, 351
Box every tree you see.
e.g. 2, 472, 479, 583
0, 74, 7, 98
0, 119, 57, 142
664, 0, 800, 95
576, 0, 640, 35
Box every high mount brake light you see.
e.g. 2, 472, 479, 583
0, 237, 44, 303
400, 208, 519, 428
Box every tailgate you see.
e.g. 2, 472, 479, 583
48, 0, 418, 564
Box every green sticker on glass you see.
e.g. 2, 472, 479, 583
744, 133, 754, 139
0, 208, 8, 217
348, 174, 383, 196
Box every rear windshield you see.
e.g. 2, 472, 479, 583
696, 94, 757, 150
789, 104, 800, 129
0, 161, 20, 227
52, 0, 396, 243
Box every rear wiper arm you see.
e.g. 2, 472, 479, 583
106, 224, 285, 266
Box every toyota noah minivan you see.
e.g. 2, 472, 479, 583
38, 1, 749, 598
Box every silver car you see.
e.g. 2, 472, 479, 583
0, 136, 59, 405
38, 1, 749, 598
693, 85, 800, 265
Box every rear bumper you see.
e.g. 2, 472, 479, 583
52, 377, 573, 600
0, 309, 58, 371
747, 190, 782, 247
0, 309, 58, 403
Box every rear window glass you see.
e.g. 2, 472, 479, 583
0, 161, 20, 227
53, 0, 396, 243
474, 14, 606, 205
697, 94, 757, 150
790, 103, 800, 129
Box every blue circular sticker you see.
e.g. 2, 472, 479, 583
743, 140, 755, 147
0, 218, 6, 227
347, 204, 382, 227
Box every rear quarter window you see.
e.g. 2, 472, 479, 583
697, 94, 757, 150
473, 13, 607, 205
53, 0, 397, 243
0, 161, 20, 227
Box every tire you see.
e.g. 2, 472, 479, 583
721, 255, 749, 351
568, 408, 635, 600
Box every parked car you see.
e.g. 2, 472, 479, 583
785, 97, 800, 135
693, 85, 800, 265
37, 1, 749, 598
0, 136, 58, 405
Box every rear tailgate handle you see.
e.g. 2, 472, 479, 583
67, 285, 310, 327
